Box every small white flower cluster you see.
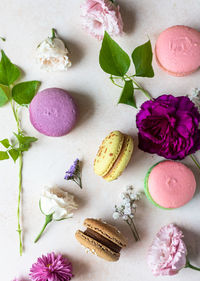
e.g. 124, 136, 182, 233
188, 88, 200, 113
113, 186, 141, 222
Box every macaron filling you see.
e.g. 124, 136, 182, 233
84, 228, 121, 253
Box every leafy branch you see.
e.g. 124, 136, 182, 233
99, 32, 154, 108
0, 50, 40, 255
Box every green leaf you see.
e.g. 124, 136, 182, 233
14, 133, 38, 152
99, 31, 131, 76
0, 84, 10, 106
0, 151, 9, 160
12, 81, 41, 105
8, 149, 19, 162
118, 80, 136, 108
132, 40, 154, 78
0, 138, 10, 148
0, 50, 21, 86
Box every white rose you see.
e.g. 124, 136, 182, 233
36, 29, 72, 72
40, 186, 78, 220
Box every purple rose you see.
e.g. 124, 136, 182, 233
136, 94, 200, 160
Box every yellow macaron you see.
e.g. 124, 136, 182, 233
94, 131, 134, 181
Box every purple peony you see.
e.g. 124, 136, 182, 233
136, 94, 200, 160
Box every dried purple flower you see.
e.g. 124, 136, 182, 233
64, 159, 82, 188
29, 252, 73, 281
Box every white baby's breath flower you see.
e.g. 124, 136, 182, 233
131, 203, 137, 209
188, 88, 200, 113
113, 211, 120, 220
36, 28, 71, 72
113, 185, 141, 241
124, 207, 131, 215
123, 197, 131, 204
130, 193, 136, 200
122, 215, 128, 221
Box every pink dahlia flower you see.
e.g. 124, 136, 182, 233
80, 0, 123, 40
147, 224, 187, 276
29, 252, 73, 281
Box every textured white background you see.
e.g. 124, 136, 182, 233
0, 0, 200, 280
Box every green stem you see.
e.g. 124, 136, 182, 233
129, 76, 153, 100
51, 28, 57, 40
73, 176, 83, 189
110, 76, 123, 88
34, 214, 53, 243
126, 219, 139, 242
186, 260, 200, 271
129, 217, 140, 241
10, 99, 24, 255
17, 151, 23, 255
190, 154, 200, 171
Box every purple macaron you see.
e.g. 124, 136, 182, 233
29, 88, 77, 137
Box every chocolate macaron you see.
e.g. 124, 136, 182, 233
75, 218, 127, 262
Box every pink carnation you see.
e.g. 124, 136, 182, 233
147, 224, 187, 276
80, 0, 123, 40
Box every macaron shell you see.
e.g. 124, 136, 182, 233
103, 135, 134, 182
144, 162, 171, 210
75, 230, 120, 262
84, 218, 127, 247
155, 25, 200, 76
146, 161, 196, 209
29, 88, 77, 137
94, 131, 124, 177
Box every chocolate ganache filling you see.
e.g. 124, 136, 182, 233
84, 228, 121, 253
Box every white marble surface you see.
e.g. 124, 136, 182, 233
0, 0, 200, 280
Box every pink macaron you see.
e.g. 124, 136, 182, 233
145, 161, 196, 209
155, 25, 200, 76
29, 88, 77, 137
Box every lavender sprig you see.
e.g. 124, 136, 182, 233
113, 186, 141, 241
64, 158, 82, 189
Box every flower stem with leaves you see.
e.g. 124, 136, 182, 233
99, 31, 154, 108
0, 50, 40, 255
113, 186, 141, 242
